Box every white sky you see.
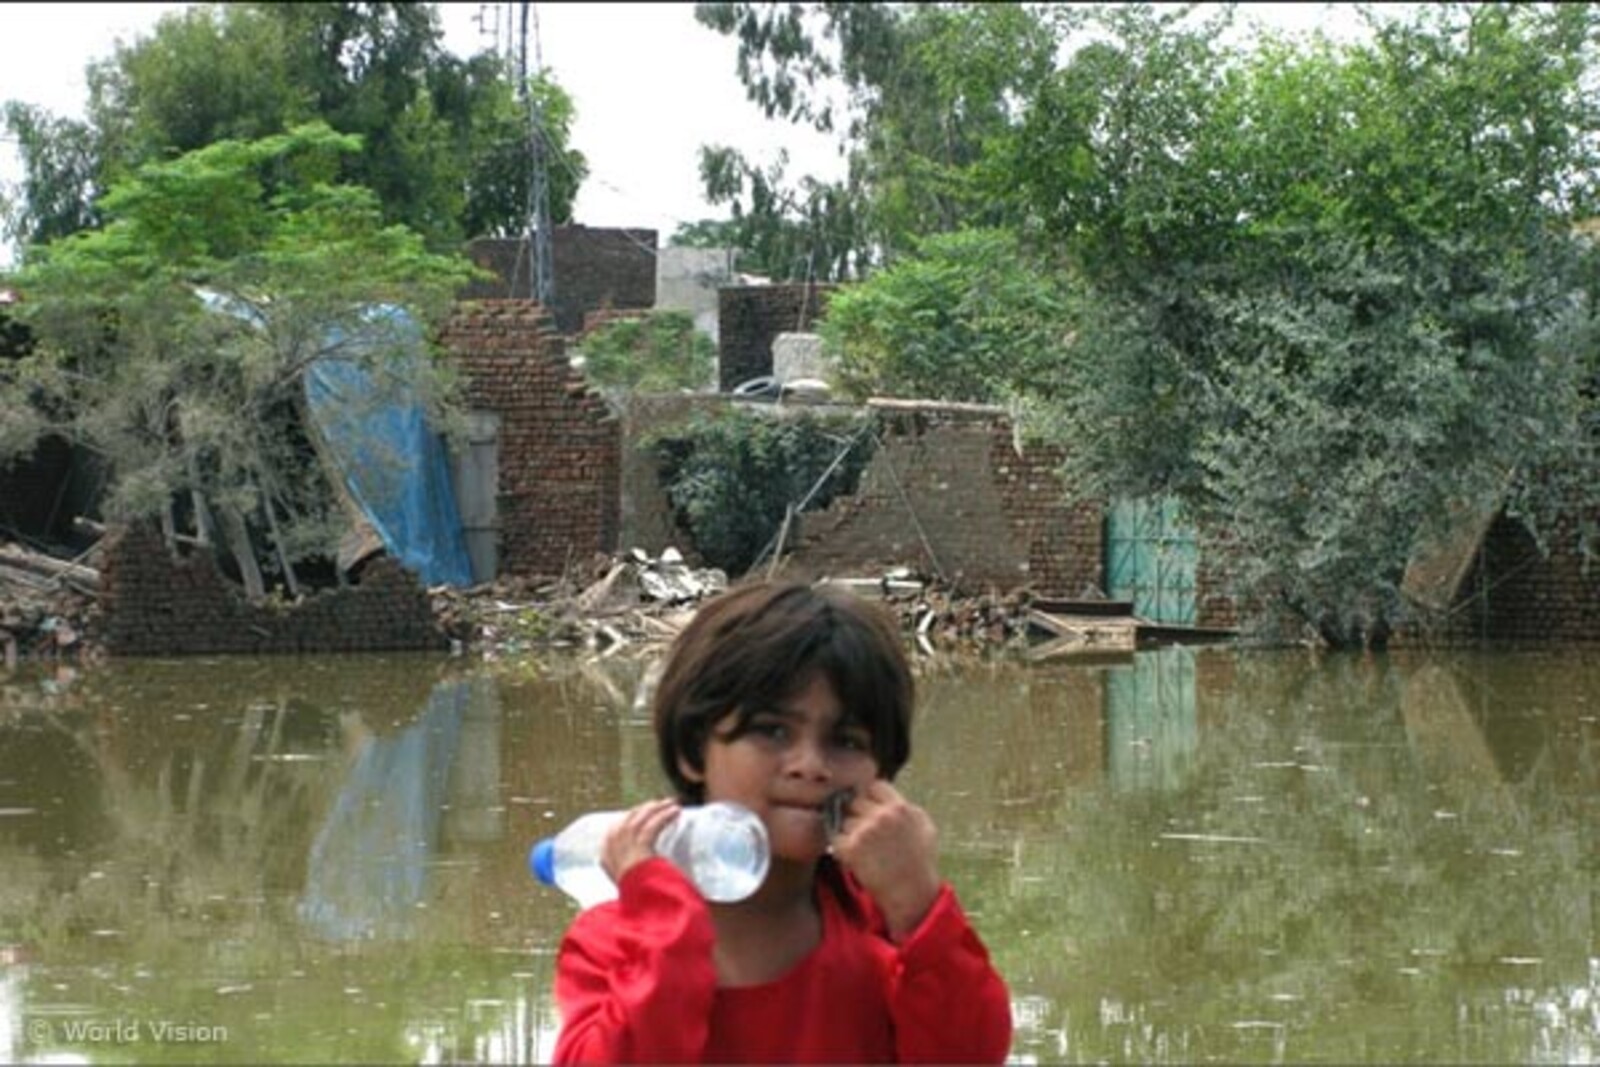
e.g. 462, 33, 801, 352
0, 2, 1361, 269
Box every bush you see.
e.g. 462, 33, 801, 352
649, 407, 876, 574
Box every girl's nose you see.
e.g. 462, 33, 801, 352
784, 736, 832, 781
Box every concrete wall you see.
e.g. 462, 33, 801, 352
101, 524, 446, 655
462, 228, 657, 336
656, 246, 736, 346
717, 284, 835, 391
441, 301, 622, 581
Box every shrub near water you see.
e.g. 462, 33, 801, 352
649, 408, 876, 575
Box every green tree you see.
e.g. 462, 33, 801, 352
691, 2, 1061, 278
696, 2, 1600, 644
1, 104, 101, 248
574, 312, 715, 393
0, 123, 482, 599
4, 2, 586, 256
819, 227, 1071, 404
1022, 3, 1600, 644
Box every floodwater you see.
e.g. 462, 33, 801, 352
0, 646, 1595, 1064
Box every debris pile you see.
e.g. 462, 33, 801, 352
3, 531, 1082, 665
838, 581, 1037, 655
429, 548, 728, 659
0, 541, 102, 666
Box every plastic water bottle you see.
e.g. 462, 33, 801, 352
529, 801, 770, 908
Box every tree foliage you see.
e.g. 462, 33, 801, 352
700, 2, 1600, 644
573, 311, 715, 393
1022, 3, 1600, 643
690, 2, 1061, 279
819, 228, 1070, 404
0, 124, 482, 596
3, 2, 586, 256
1, 103, 101, 248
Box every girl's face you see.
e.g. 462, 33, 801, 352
687, 672, 880, 864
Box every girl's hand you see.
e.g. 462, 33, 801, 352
828, 780, 942, 940
599, 798, 681, 886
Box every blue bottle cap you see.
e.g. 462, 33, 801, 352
530, 838, 556, 886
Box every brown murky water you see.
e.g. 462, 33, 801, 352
0, 647, 1595, 1063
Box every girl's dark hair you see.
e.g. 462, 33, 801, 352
652, 580, 914, 803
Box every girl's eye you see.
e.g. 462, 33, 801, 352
835, 729, 872, 752
749, 718, 788, 741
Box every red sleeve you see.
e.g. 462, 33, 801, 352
886, 884, 1013, 1064
551, 858, 717, 1065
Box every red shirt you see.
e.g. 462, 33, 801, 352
551, 858, 1012, 1064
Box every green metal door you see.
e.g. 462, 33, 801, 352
1106, 495, 1197, 624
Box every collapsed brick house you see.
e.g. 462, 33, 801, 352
7, 236, 1597, 653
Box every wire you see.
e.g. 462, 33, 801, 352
529, 108, 665, 261
748, 417, 876, 572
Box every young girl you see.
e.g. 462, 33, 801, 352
550, 580, 1012, 1064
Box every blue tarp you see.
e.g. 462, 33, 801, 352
301, 307, 474, 588
198, 292, 474, 587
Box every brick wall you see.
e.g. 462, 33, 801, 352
440, 301, 621, 580
1194, 527, 1247, 631
462, 230, 657, 337
101, 524, 446, 655
780, 402, 1103, 596
1436, 509, 1600, 643
717, 284, 835, 392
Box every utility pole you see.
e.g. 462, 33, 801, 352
519, 1, 555, 307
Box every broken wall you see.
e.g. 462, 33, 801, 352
441, 301, 621, 580
614, 393, 733, 560
1192, 527, 1248, 632
101, 524, 445, 655
1436, 508, 1600, 642
779, 402, 1104, 596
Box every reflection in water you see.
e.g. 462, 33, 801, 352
1105, 647, 1197, 792
297, 679, 469, 942
0, 958, 24, 1064
0, 649, 1594, 1063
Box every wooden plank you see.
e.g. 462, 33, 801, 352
1027, 610, 1137, 650
1133, 622, 1238, 645
0, 545, 100, 591
1031, 598, 1135, 618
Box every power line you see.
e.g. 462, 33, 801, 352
522, 1, 554, 306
